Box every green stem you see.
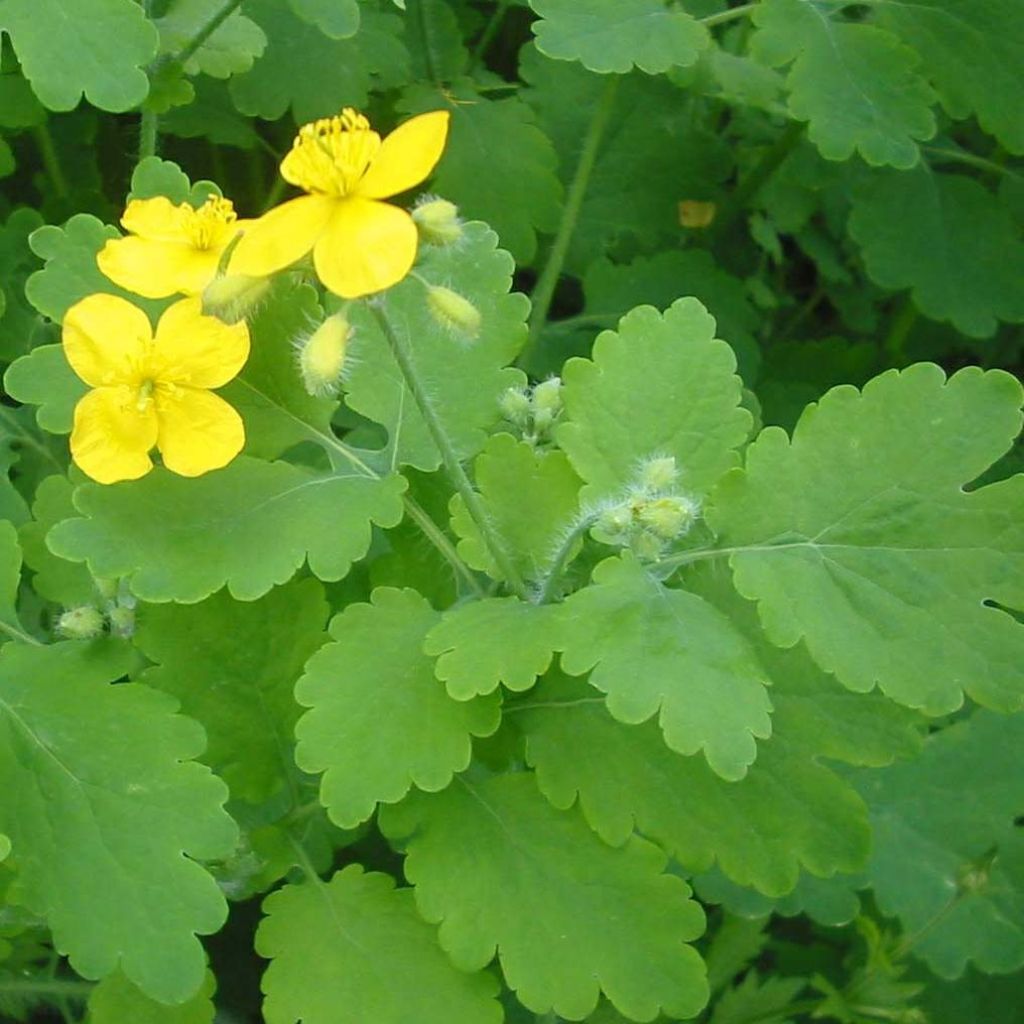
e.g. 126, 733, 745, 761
138, 109, 159, 161
370, 303, 530, 600
403, 494, 486, 597
0, 406, 63, 470
712, 119, 804, 241
922, 145, 1022, 181
0, 978, 93, 1000
521, 74, 620, 367
700, 2, 759, 28
534, 513, 597, 604
773, 284, 825, 342
261, 172, 289, 213
413, 0, 441, 84
176, 0, 243, 66
468, 0, 512, 72
883, 296, 918, 364
0, 619, 43, 646
31, 125, 69, 199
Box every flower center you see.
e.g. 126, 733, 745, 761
135, 378, 156, 412
280, 109, 382, 198
184, 195, 238, 250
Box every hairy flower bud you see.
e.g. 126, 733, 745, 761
638, 456, 678, 494
412, 197, 463, 246
56, 605, 105, 640
427, 285, 482, 339
297, 313, 351, 396
108, 605, 136, 639
637, 495, 698, 541
594, 503, 633, 541
500, 386, 532, 426
202, 273, 270, 323
531, 377, 563, 433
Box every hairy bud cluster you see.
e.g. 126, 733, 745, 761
412, 197, 463, 246
500, 377, 563, 444
296, 313, 352, 396
591, 455, 701, 559
56, 577, 137, 640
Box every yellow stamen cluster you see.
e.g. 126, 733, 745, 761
184, 195, 239, 250
281, 109, 382, 197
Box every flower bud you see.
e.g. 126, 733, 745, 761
638, 456, 678, 494
202, 273, 270, 323
427, 286, 482, 339
594, 503, 633, 541
412, 198, 463, 246
632, 530, 666, 562
107, 605, 136, 639
531, 377, 563, 432
297, 313, 351, 396
56, 606, 105, 640
500, 386, 532, 426
637, 495, 698, 541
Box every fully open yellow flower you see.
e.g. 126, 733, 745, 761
63, 293, 250, 484
229, 108, 450, 299
98, 194, 248, 299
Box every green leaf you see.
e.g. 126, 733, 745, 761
554, 553, 772, 779
88, 970, 216, 1024
24, 214, 166, 324
449, 434, 581, 583
286, 0, 360, 38
848, 166, 1024, 338
530, 0, 710, 75
156, 0, 267, 78
18, 475, 95, 607
402, 0, 468, 81
162, 77, 263, 149
710, 972, 806, 1024
852, 711, 1024, 977
47, 458, 407, 603
0, 0, 157, 112
558, 298, 751, 504
399, 82, 563, 265
257, 866, 501, 1024
3, 345, 87, 435
0, 207, 44, 362
221, 279, 340, 460
294, 588, 500, 828
381, 772, 709, 1021
136, 579, 329, 805
128, 156, 192, 204
707, 364, 1024, 715
873, 0, 1024, 155
0, 520, 21, 639
344, 222, 528, 471
425, 597, 561, 699
0, 640, 236, 1001
751, 0, 936, 168
230, 0, 409, 122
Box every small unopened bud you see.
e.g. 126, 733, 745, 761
531, 377, 563, 433
202, 273, 270, 323
595, 503, 632, 541
500, 386, 532, 425
412, 198, 463, 246
638, 456, 678, 494
637, 495, 698, 541
632, 530, 666, 562
108, 606, 136, 639
298, 314, 351, 396
427, 286, 481, 339
56, 606, 105, 640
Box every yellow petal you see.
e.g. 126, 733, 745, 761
121, 196, 191, 242
313, 197, 418, 298
355, 110, 450, 200
228, 194, 335, 279
152, 297, 250, 389
155, 387, 244, 477
70, 386, 158, 484
97, 236, 224, 298
62, 294, 153, 388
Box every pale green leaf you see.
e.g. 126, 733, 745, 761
425, 597, 561, 699
449, 434, 581, 583
344, 222, 528, 471
136, 579, 329, 804
257, 866, 501, 1024
399, 82, 563, 264
554, 553, 772, 779
848, 165, 1024, 338
381, 772, 709, 1021
751, 0, 936, 168
287, 0, 360, 38
157, 0, 267, 78
557, 299, 751, 505
0, 640, 237, 1001
0, 0, 157, 112
2, 345, 86, 435
530, 0, 710, 75
707, 364, 1024, 714
0, 521, 21, 639
294, 588, 500, 828
87, 970, 216, 1024
852, 711, 1024, 977
47, 458, 407, 603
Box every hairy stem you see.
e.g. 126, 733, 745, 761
403, 494, 486, 597
534, 513, 597, 605
371, 303, 530, 600
521, 74, 620, 367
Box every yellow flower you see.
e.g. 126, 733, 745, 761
98, 194, 249, 299
63, 293, 250, 484
229, 108, 450, 299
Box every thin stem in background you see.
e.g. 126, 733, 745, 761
521, 74, 620, 368
0, 619, 43, 646
31, 125, 69, 199
413, 0, 441, 84
468, 0, 513, 73
138, 109, 159, 161
883, 295, 919, 364
700, 2, 760, 29
370, 302, 530, 600
922, 144, 1023, 182
176, 0, 244, 66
